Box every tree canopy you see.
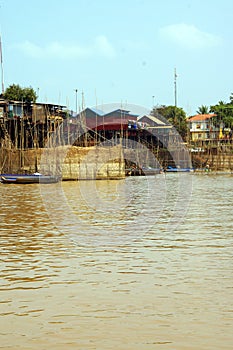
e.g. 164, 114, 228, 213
210, 96, 233, 128
3, 84, 37, 103
152, 105, 188, 140
196, 105, 209, 114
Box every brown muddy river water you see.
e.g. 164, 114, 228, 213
0, 173, 233, 349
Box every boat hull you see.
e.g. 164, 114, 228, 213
125, 167, 163, 176
165, 167, 194, 173
0, 174, 60, 184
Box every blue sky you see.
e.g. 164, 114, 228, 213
0, 0, 233, 115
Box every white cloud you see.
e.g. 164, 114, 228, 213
14, 36, 116, 59
159, 23, 221, 49
94, 35, 116, 58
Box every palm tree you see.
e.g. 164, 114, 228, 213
196, 105, 209, 114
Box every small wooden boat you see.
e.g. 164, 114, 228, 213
0, 173, 60, 184
125, 166, 163, 176
141, 166, 163, 175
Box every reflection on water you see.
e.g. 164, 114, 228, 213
0, 174, 233, 349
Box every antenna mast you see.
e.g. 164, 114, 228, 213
0, 35, 4, 94
174, 68, 177, 107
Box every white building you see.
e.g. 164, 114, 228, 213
187, 113, 218, 141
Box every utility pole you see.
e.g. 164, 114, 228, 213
174, 68, 177, 107
0, 35, 4, 94
75, 89, 78, 113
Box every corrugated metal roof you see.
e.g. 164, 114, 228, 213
88, 107, 105, 116
138, 114, 167, 126
87, 107, 138, 117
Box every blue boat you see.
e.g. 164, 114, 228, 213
165, 166, 194, 173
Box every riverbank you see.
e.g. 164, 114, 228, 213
1, 144, 233, 179
0, 145, 125, 180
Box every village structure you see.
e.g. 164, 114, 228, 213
0, 96, 233, 179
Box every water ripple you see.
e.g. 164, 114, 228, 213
0, 176, 233, 349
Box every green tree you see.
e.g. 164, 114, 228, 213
196, 105, 209, 114
152, 105, 188, 140
3, 84, 37, 103
210, 98, 233, 128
